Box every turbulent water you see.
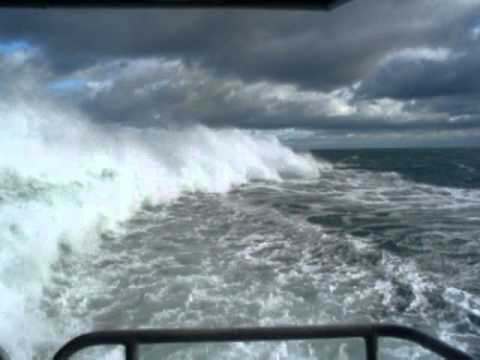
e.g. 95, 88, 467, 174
0, 98, 479, 359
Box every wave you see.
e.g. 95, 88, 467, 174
0, 96, 320, 358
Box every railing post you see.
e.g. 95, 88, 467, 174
125, 342, 139, 360
365, 334, 378, 360
0, 346, 10, 360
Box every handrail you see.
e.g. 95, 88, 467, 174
0, 346, 10, 360
52, 323, 474, 360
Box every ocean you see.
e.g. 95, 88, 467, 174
0, 108, 479, 359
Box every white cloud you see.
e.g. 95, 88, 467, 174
471, 25, 480, 40
386, 47, 454, 63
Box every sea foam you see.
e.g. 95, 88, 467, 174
0, 94, 319, 358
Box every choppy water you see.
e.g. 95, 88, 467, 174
1, 102, 479, 360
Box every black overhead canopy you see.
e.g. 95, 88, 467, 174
0, 0, 352, 9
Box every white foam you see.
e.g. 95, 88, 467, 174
0, 95, 319, 359
444, 287, 480, 318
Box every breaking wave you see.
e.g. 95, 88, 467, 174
0, 97, 320, 358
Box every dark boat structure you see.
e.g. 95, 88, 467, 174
52, 324, 473, 360
0, 0, 350, 8
0, 1, 475, 359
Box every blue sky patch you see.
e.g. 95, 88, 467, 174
49, 78, 87, 92
0, 40, 32, 54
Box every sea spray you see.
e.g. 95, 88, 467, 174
0, 94, 319, 358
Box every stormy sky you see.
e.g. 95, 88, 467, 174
1, 0, 480, 148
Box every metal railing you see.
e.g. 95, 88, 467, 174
52, 323, 474, 360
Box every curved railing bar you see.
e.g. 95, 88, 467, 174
52, 323, 474, 360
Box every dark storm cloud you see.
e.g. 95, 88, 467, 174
73, 58, 479, 133
358, 48, 480, 100
0, 1, 476, 91
1, 0, 480, 147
